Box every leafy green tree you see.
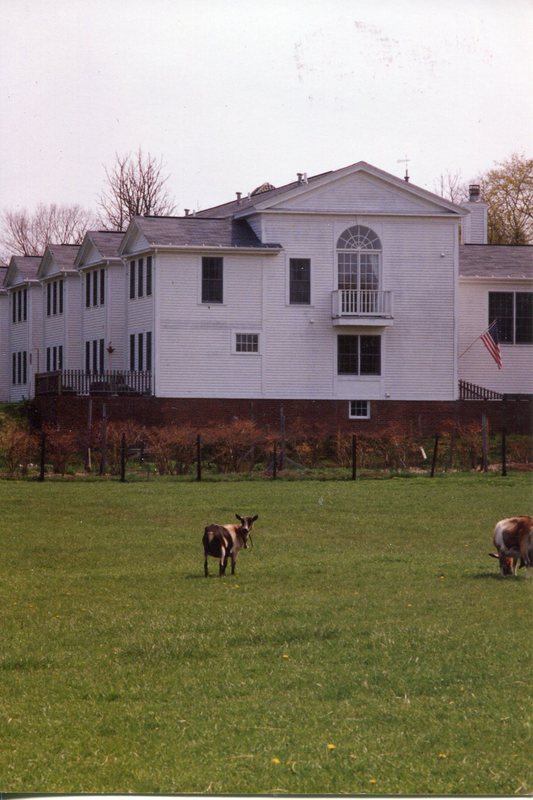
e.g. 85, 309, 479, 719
478, 153, 532, 245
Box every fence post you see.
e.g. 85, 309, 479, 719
272, 441, 277, 480
120, 433, 126, 482
501, 428, 507, 477
39, 431, 46, 482
351, 434, 357, 481
99, 404, 108, 476
85, 399, 93, 472
430, 434, 440, 478
196, 434, 202, 481
481, 413, 488, 473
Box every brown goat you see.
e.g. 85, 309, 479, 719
489, 516, 533, 577
203, 514, 258, 577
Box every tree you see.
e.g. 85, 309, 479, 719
0, 203, 97, 258
477, 153, 533, 245
434, 170, 469, 204
98, 148, 176, 231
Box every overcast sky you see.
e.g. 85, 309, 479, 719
0, 0, 531, 218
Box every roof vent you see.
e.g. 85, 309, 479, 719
236, 192, 242, 204
469, 184, 481, 202
184, 209, 190, 217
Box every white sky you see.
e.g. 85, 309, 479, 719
0, 0, 531, 216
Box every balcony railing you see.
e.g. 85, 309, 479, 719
332, 289, 393, 320
35, 370, 152, 397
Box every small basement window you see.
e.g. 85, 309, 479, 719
349, 400, 370, 419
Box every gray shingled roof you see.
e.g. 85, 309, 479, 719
134, 216, 280, 249
46, 243, 80, 272
10, 256, 41, 280
195, 171, 332, 219
459, 245, 533, 279
87, 230, 125, 259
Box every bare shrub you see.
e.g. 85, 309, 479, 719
0, 424, 38, 476
42, 426, 80, 475
205, 421, 265, 473
144, 425, 197, 475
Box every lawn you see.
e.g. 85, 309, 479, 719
1, 474, 532, 795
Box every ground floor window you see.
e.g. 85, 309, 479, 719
338, 335, 381, 375
46, 345, 63, 372
349, 400, 370, 419
130, 331, 152, 371
12, 351, 27, 385
489, 291, 533, 344
85, 339, 104, 373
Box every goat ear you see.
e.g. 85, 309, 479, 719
236, 514, 243, 522
252, 515, 258, 522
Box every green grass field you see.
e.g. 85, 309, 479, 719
1, 474, 532, 795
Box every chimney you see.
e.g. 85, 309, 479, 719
460, 185, 488, 244
297, 173, 304, 184
236, 192, 242, 204
184, 209, 190, 217
468, 184, 480, 202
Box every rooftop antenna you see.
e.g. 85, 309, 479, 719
397, 155, 410, 182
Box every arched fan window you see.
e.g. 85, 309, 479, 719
337, 226, 381, 312
336, 225, 381, 251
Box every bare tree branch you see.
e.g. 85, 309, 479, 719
98, 148, 176, 231
0, 203, 98, 259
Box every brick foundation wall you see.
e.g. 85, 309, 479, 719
31, 395, 532, 436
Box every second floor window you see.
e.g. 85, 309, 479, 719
85, 269, 105, 308
46, 279, 64, 316
337, 225, 381, 293
202, 257, 223, 303
289, 259, 311, 304
130, 256, 152, 299
12, 287, 27, 323
489, 292, 533, 344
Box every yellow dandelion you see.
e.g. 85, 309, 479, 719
438, 752, 448, 759
282, 653, 289, 659
369, 778, 377, 785
271, 757, 281, 764
327, 743, 336, 751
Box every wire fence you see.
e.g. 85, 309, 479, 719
0, 417, 531, 481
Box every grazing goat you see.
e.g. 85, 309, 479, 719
489, 516, 533, 577
203, 514, 258, 577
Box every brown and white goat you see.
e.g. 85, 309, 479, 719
489, 516, 533, 577
203, 514, 258, 577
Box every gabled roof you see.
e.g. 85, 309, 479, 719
459, 244, 533, 280
38, 243, 80, 279
120, 216, 281, 254
75, 230, 125, 269
5, 255, 41, 288
195, 161, 467, 219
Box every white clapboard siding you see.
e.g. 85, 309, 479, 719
459, 280, 533, 394
0, 292, 9, 400
65, 276, 82, 369
273, 172, 452, 215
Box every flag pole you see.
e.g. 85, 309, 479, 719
458, 322, 493, 360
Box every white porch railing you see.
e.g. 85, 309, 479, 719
332, 289, 393, 318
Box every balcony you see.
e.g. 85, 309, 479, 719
331, 290, 394, 326
35, 370, 153, 397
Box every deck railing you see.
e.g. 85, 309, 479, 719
332, 289, 393, 318
35, 370, 152, 397
458, 380, 504, 401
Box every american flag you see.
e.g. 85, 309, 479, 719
480, 321, 503, 369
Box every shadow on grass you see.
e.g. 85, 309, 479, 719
471, 571, 518, 581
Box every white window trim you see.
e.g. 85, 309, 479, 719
198, 255, 225, 306
231, 330, 261, 355
286, 256, 313, 307
349, 400, 371, 419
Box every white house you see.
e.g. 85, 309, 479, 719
75, 231, 126, 375
38, 244, 81, 375
4, 255, 42, 401
0, 264, 8, 401
119, 161, 468, 418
